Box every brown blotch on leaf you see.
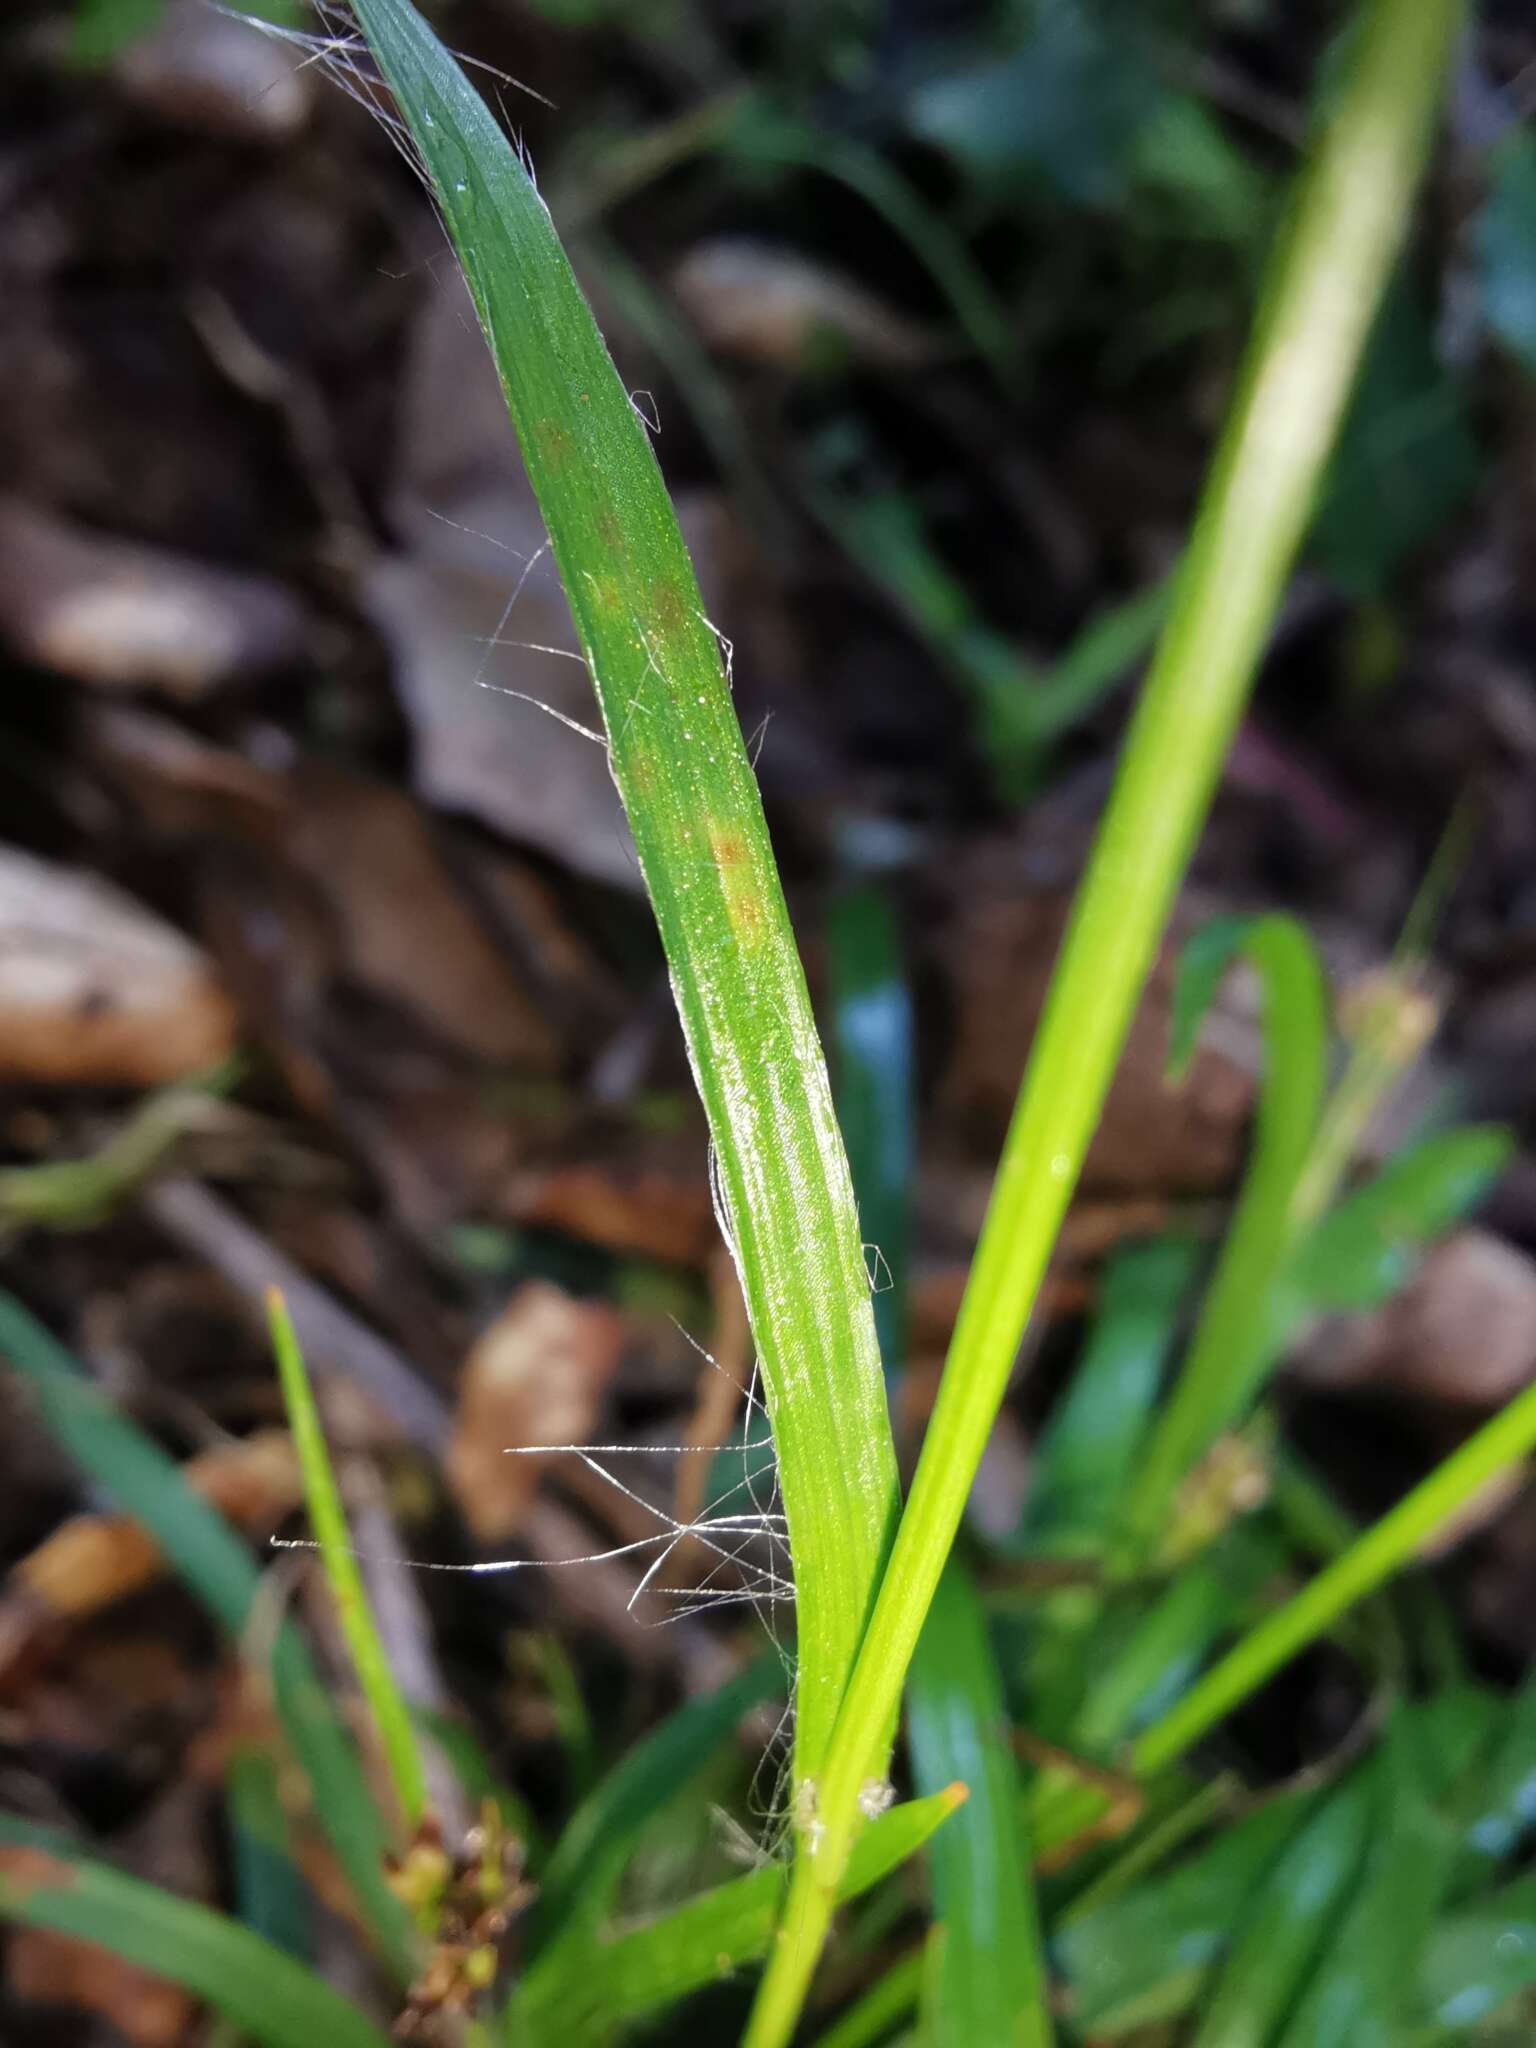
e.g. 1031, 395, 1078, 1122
709, 827, 749, 873
650, 580, 689, 635
534, 418, 574, 470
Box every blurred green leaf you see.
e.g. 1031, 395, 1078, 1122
1120, 913, 1328, 1563
1282, 1125, 1514, 1318
1421, 1872, 1536, 2033
814, 1948, 922, 2048
513, 1788, 965, 2041
0, 1292, 415, 1977
0, 1814, 390, 2048
70, 0, 302, 64
1055, 1793, 1311, 2035
1129, 95, 1272, 247
907, 8, 1159, 209
527, 1657, 781, 1961
1020, 1236, 1199, 1560
1477, 131, 1536, 376
1072, 1521, 1288, 1754
1188, 1776, 1371, 2048
828, 885, 914, 1378
226, 1747, 309, 1961
1461, 1670, 1536, 1869
1276, 1711, 1463, 2048
1311, 283, 1479, 598
720, 97, 1015, 388
826, 885, 1049, 2044
908, 1562, 1053, 2048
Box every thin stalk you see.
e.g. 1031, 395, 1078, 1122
346, 0, 900, 1794
267, 1289, 428, 1832
1129, 1375, 1536, 1777
744, 4, 1463, 2040
1028, 1373, 1536, 1858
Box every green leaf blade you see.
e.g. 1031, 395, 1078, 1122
347, 0, 899, 1796
0, 1815, 393, 2048
0, 1293, 415, 1977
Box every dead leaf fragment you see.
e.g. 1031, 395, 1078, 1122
446, 1283, 624, 1541
1296, 1227, 1536, 1406
0, 1430, 301, 1683
0, 845, 237, 1086
113, 0, 312, 141
934, 889, 1252, 1196
671, 239, 938, 369
0, 497, 308, 697
8, 1926, 194, 2048
285, 762, 560, 1069
372, 264, 740, 889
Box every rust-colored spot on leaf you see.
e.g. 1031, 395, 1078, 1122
710, 824, 766, 946
650, 580, 688, 634
534, 418, 574, 469
709, 827, 748, 873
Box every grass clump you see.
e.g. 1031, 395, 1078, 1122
13, 0, 1536, 2044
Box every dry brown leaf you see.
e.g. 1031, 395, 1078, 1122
1295, 1227, 1536, 1406
446, 1282, 624, 1541
0, 1431, 300, 1682
0, 496, 307, 697
934, 889, 1252, 1196
284, 762, 560, 1069
113, 0, 312, 141
502, 1152, 715, 1267
0, 845, 237, 1086
368, 265, 738, 889
670, 239, 938, 369
8, 1924, 193, 2047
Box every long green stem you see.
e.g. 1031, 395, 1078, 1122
1130, 1376, 1536, 1776
744, 4, 1462, 2040
1031, 1370, 1536, 1857
267, 1289, 428, 1832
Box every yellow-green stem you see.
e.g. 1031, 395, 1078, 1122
744, 3, 1463, 2040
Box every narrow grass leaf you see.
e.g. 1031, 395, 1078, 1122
1019, 1236, 1198, 1559
1071, 1522, 1287, 1757
227, 1746, 310, 1959
722, 99, 1017, 391
515, 1788, 965, 2041
1187, 1777, 1371, 2048
0, 1814, 392, 2048
267, 1288, 426, 1833
1119, 914, 1328, 1560
526, 1656, 780, 1961
1463, 1669, 1536, 1868
908, 1562, 1053, 2048
826, 885, 913, 1378
345, 0, 899, 1798
1419, 1872, 1536, 2034
1130, 1375, 1536, 1782
827, 886, 1052, 2047
0, 1291, 415, 1976
1053, 1794, 1310, 2037
1282, 1124, 1513, 1316
747, 6, 1464, 2033
1275, 1715, 1459, 2048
